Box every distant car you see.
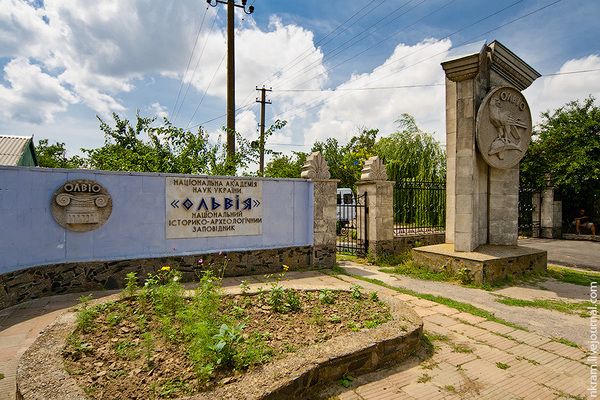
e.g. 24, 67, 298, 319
337, 188, 356, 227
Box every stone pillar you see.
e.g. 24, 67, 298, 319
412, 41, 547, 284
540, 185, 562, 238
301, 152, 339, 268
441, 40, 541, 251
442, 41, 489, 251
356, 156, 394, 259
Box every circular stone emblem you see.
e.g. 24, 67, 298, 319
476, 86, 532, 169
51, 179, 112, 232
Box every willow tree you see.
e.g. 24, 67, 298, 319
375, 114, 445, 181
375, 114, 446, 227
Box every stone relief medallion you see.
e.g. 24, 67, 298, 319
476, 85, 532, 169
51, 179, 112, 232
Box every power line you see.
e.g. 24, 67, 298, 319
170, 5, 210, 122
270, 0, 563, 122
193, 0, 570, 134
542, 68, 600, 77
174, 7, 220, 124
268, 0, 423, 93
186, 13, 252, 130
279, 0, 456, 93
252, 0, 387, 92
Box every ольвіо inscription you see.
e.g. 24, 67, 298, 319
166, 177, 262, 239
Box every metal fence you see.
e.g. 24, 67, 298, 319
336, 192, 368, 256
393, 180, 446, 236
518, 186, 541, 236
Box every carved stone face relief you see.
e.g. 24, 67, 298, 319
476, 86, 532, 169
51, 179, 112, 232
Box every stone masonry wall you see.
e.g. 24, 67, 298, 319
0, 246, 314, 310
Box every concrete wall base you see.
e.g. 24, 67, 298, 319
562, 233, 600, 242
0, 246, 321, 310
412, 243, 547, 284
392, 234, 445, 255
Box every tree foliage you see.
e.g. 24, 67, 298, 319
39, 111, 266, 175
83, 112, 227, 174
263, 152, 307, 179
375, 114, 446, 181
521, 96, 600, 211
36, 111, 445, 186
311, 128, 378, 188
36, 139, 84, 169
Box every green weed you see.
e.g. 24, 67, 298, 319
496, 362, 510, 370
338, 374, 354, 388
546, 265, 600, 286
318, 289, 337, 304
494, 296, 594, 315
122, 272, 139, 299
211, 322, 245, 366
350, 284, 363, 300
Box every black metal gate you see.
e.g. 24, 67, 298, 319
518, 186, 541, 236
336, 191, 368, 256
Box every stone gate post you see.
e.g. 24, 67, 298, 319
301, 152, 339, 268
412, 40, 547, 283
356, 156, 394, 259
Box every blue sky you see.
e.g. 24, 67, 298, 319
1, 0, 599, 169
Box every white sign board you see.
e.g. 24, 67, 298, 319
166, 177, 262, 239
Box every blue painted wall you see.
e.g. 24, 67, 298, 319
0, 166, 313, 274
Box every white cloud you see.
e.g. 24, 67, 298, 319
0, 0, 202, 122
0, 58, 77, 123
149, 103, 168, 119
0, 1, 330, 127
296, 38, 451, 147
525, 54, 600, 126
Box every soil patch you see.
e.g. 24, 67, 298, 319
57, 289, 403, 400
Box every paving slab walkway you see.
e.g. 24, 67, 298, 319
338, 260, 593, 348
0, 266, 594, 400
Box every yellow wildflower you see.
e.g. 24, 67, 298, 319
283, 265, 289, 271
160, 266, 171, 272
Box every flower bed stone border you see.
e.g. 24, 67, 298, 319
16, 291, 422, 400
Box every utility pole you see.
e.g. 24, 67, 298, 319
256, 86, 272, 175
207, 0, 254, 173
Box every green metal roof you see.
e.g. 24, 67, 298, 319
0, 135, 38, 166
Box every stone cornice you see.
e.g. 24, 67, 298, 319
441, 41, 487, 82
488, 40, 541, 90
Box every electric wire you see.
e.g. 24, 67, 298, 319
170, 5, 210, 122
277, 0, 456, 94
251, 0, 386, 94
185, 6, 251, 129
174, 7, 220, 124
268, 0, 560, 123
265, 0, 422, 94
233, 0, 389, 122
193, 0, 570, 142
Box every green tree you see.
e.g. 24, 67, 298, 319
311, 128, 378, 188
374, 114, 446, 181
82, 111, 255, 175
263, 152, 307, 178
35, 139, 84, 169
521, 96, 600, 212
